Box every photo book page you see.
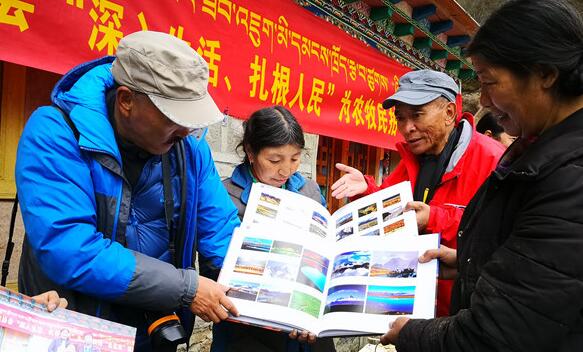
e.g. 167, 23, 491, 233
219, 181, 440, 337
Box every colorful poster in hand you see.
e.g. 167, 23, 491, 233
0, 287, 135, 352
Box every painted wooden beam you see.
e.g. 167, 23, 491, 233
365, 37, 378, 49
447, 35, 471, 47
413, 37, 432, 49
430, 49, 448, 60
303, 5, 326, 17
390, 0, 402, 3
459, 69, 476, 80
341, 0, 360, 4
446, 60, 462, 71
412, 4, 437, 21
370, 6, 393, 21
394, 23, 414, 37
430, 20, 453, 35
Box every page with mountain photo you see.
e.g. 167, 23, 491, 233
218, 224, 439, 337
218, 223, 335, 334
313, 182, 437, 336
317, 233, 439, 337
218, 181, 438, 336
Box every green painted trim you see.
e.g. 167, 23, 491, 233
381, 0, 473, 73
394, 23, 414, 37
370, 6, 393, 21
446, 60, 462, 70
413, 37, 432, 49
430, 49, 448, 60
459, 69, 476, 80
298, 0, 448, 72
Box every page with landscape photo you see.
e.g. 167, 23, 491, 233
218, 224, 336, 334
317, 233, 439, 337
242, 183, 333, 240
331, 181, 416, 243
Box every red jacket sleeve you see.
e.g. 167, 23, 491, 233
362, 175, 381, 196
426, 203, 464, 244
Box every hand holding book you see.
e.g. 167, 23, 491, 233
219, 181, 440, 337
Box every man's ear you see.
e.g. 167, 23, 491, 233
483, 130, 493, 138
444, 102, 457, 126
115, 86, 134, 117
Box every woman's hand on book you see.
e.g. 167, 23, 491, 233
380, 317, 409, 345
419, 245, 458, 280
331, 163, 368, 199
289, 329, 317, 343
32, 290, 68, 312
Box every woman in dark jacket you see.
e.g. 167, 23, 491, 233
381, 1, 583, 351
213, 106, 334, 352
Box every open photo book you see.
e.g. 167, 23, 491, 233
218, 181, 439, 337
0, 287, 135, 351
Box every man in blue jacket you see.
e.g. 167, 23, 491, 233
15, 31, 240, 351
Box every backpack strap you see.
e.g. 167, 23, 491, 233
53, 105, 80, 141
1, 106, 79, 287
1, 196, 18, 287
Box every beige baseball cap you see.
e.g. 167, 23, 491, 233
111, 31, 223, 129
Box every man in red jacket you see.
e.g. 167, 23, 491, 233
331, 69, 504, 317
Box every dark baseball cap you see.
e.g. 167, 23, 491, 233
382, 69, 459, 109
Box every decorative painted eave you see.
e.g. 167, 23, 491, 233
297, 0, 478, 80
297, 0, 444, 73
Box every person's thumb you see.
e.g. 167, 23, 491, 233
405, 201, 424, 211
419, 248, 440, 263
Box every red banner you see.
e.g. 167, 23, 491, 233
0, 0, 409, 149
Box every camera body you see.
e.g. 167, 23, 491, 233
145, 311, 187, 352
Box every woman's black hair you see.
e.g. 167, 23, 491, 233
466, 0, 583, 97
238, 106, 305, 163
476, 112, 504, 137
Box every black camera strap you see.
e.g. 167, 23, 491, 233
161, 142, 188, 268
1, 195, 18, 287
161, 153, 177, 266
175, 141, 189, 267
